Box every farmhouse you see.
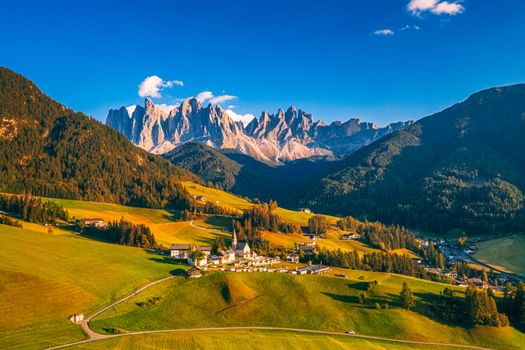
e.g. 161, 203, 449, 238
293, 263, 330, 275
188, 253, 208, 267
286, 254, 299, 263
170, 244, 193, 259
341, 233, 361, 240
82, 217, 106, 228
170, 244, 211, 260
220, 249, 236, 264
68, 313, 84, 323
192, 195, 207, 202
186, 267, 202, 278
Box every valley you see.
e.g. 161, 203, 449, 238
1, 19, 525, 350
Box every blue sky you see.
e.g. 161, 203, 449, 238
1, 0, 524, 125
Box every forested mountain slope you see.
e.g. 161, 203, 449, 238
297, 85, 525, 235
0, 67, 198, 208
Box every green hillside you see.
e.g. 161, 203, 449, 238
473, 234, 525, 276
66, 330, 468, 350
90, 271, 525, 350
0, 223, 186, 349
297, 85, 525, 235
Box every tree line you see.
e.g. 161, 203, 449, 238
0, 194, 68, 224
82, 218, 156, 248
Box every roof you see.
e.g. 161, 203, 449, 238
196, 246, 211, 251
170, 244, 192, 250
236, 242, 249, 250
83, 217, 104, 221
186, 267, 202, 276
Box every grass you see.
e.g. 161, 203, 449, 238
473, 234, 525, 276
0, 223, 187, 350
317, 232, 378, 254
182, 182, 253, 214
66, 330, 472, 350
47, 197, 230, 247
90, 271, 525, 350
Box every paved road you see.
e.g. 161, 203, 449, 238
44, 275, 495, 350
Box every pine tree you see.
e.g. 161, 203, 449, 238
400, 282, 416, 310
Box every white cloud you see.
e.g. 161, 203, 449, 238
195, 91, 214, 103
373, 29, 395, 36
226, 109, 255, 126
157, 103, 179, 114
407, 0, 464, 16
431, 1, 464, 15
400, 24, 421, 31
195, 91, 238, 105
408, 0, 437, 14
138, 75, 184, 98
210, 95, 237, 105
226, 105, 237, 109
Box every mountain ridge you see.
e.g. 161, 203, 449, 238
293, 84, 525, 235
106, 98, 412, 163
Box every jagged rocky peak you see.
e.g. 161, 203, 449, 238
106, 99, 412, 163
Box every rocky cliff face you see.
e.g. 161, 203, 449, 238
106, 98, 411, 163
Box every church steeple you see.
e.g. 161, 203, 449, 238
232, 228, 238, 249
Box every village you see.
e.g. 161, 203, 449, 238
168, 228, 329, 278
79, 215, 516, 290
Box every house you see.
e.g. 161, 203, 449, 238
186, 267, 202, 278
193, 195, 207, 202
445, 271, 459, 279
210, 255, 221, 265
220, 249, 236, 264
68, 313, 84, 323
170, 244, 210, 260
299, 208, 311, 214
300, 245, 317, 255
170, 244, 193, 259
286, 254, 299, 263
467, 278, 486, 289
196, 246, 212, 256
293, 262, 330, 275
82, 218, 106, 228
188, 252, 208, 267
341, 233, 361, 240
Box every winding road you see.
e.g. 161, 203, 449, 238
44, 275, 495, 350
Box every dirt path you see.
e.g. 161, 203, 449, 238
44, 276, 495, 350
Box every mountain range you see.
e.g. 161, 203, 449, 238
106, 98, 411, 163
2, 66, 524, 236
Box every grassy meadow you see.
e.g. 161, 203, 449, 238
66, 330, 472, 350
90, 271, 525, 350
473, 234, 525, 276
0, 223, 187, 350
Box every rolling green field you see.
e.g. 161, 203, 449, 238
0, 223, 187, 350
473, 234, 525, 276
66, 330, 470, 350
182, 182, 253, 214
90, 271, 525, 350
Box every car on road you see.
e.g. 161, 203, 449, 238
346, 330, 356, 335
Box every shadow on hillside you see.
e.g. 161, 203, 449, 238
347, 281, 369, 291
321, 292, 360, 304
170, 268, 187, 276
149, 257, 184, 265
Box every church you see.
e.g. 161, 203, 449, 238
231, 229, 253, 258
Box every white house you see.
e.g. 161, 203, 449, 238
170, 244, 193, 259
188, 253, 208, 267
